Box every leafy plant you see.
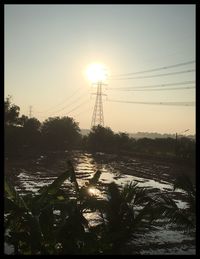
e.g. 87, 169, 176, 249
143, 174, 196, 232
5, 162, 195, 255
91, 181, 155, 254
4, 161, 103, 255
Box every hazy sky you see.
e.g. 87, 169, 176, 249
5, 4, 195, 134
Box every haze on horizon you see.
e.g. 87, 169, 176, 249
4, 4, 195, 135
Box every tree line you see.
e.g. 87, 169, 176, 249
5, 96, 195, 164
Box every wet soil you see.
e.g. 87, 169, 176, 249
4, 150, 196, 255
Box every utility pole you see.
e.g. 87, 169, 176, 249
175, 129, 189, 157
29, 106, 32, 118
175, 132, 178, 157
91, 81, 106, 128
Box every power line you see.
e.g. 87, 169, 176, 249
108, 69, 195, 80
51, 92, 88, 114
107, 86, 195, 92
60, 99, 90, 117
39, 97, 90, 119
72, 102, 92, 118
106, 80, 195, 90
110, 60, 195, 77
107, 99, 195, 106
34, 87, 83, 114
36, 90, 89, 115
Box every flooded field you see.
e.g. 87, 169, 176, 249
5, 150, 196, 255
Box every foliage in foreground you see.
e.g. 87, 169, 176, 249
4, 162, 196, 255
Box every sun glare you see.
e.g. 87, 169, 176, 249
86, 63, 108, 83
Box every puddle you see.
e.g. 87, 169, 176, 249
130, 225, 195, 255
5, 151, 195, 255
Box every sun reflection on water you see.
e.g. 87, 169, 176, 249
87, 186, 105, 199
88, 187, 96, 195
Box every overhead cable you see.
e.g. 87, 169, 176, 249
61, 99, 90, 116
34, 87, 84, 114
39, 98, 90, 119
37, 91, 89, 115
110, 60, 195, 77
106, 80, 195, 90
108, 69, 195, 80
107, 99, 195, 106
107, 86, 195, 92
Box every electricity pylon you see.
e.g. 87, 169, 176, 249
29, 106, 32, 118
91, 81, 105, 128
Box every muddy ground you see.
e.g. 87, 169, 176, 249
4, 150, 196, 255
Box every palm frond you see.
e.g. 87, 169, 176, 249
173, 173, 196, 214
143, 192, 195, 230
67, 160, 79, 193
107, 182, 122, 211
33, 170, 71, 213
174, 173, 195, 197
120, 181, 138, 203
4, 177, 29, 211
88, 170, 101, 185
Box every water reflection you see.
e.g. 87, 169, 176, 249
88, 187, 96, 195
15, 152, 176, 196
6, 151, 195, 255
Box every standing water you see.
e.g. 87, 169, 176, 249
5, 151, 195, 255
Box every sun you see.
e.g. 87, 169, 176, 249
86, 63, 108, 83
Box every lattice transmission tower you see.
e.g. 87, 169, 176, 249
91, 81, 105, 128
29, 106, 32, 118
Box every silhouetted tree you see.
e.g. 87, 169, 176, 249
5, 95, 42, 155
20, 117, 41, 149
87, 125, 115, 152
114, 132, 134, 152
40, 116, 81, 150
18, 115, 29, 127
23, 117, 41, 132
5, 125, 24, 156
176, 137, 195, 161
4, 96, 20, 126
5, 96, 22, 155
